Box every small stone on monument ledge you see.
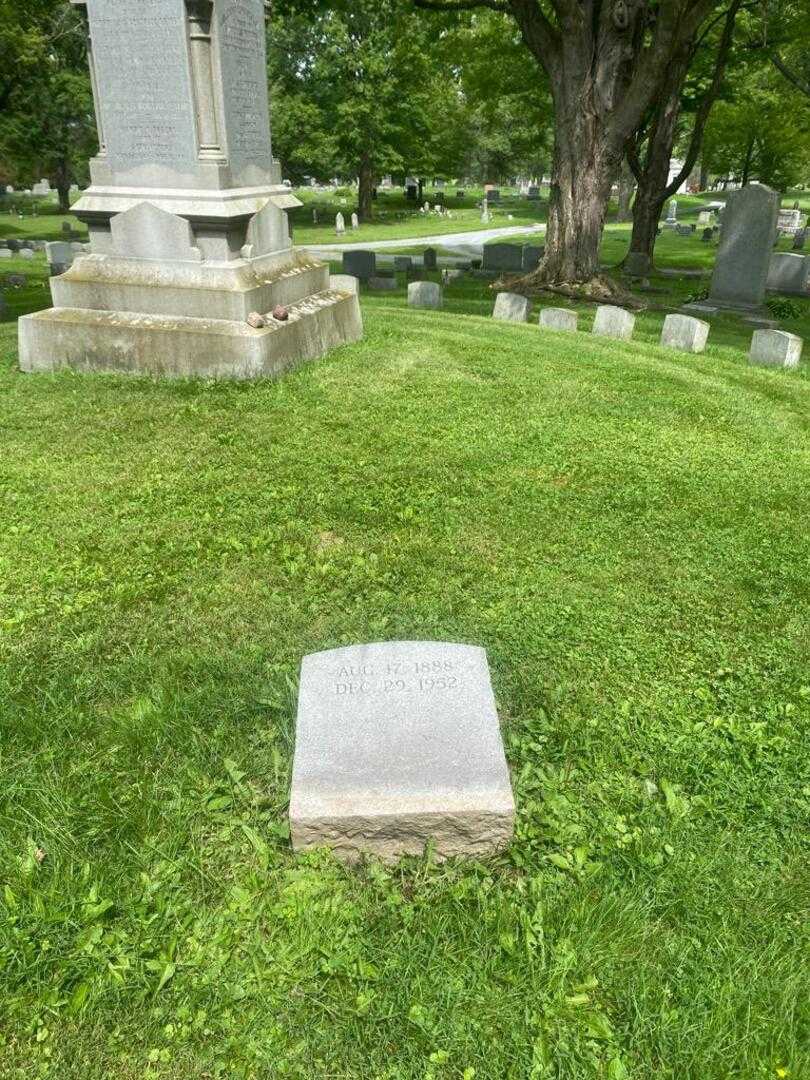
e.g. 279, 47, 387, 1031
272, 305, 289, 322
247, 312, 266, 329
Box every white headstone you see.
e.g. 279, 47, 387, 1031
593, 305, 635, 340
351, 212, 359, 230
493, 292, 530, 322
289, 641, 515, 862
749, 329, 803, 369
336, 212, 345, 234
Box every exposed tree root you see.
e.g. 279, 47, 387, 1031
492, 271, 645, 310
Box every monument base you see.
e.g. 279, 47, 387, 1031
681, 300, 778, 329
19, 288, 362, 380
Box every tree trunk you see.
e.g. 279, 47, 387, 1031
616, 159, 635, 222
530, 93, 620, 286
357, 151, 374, 222
55, 157, 71, 213
699, 162, 709, 191
741, 138, 755, 186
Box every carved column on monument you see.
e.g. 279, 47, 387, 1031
186, 0, 226, 162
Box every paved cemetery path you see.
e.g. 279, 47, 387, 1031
301, 223, 545, 262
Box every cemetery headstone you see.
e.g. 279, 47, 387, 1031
369, 276, 397, 291
749, 329, 803, 369
593, 305, 635, 340
408, 281, 442, 309
767, 253, 810, 296
665, 200, 678, 226
19, 0, 361, 379
792, 229, 806, 251
527, 186, 540, 200
660, 314, 709, 353
289, 641, 515, 862
45, 241, 75, 276
336, 212, 346, 235
329, 274, 359, 295
394, 256, 413, 272
522, 246, 544, 272
0, 249, 11, 260
493, 292, 530, 322
539, 307, 577, 332
702, 228, 714, 242
625, 251, 651, 276
676, 224, 692, 237
703, 183, 780, 318
486, 189, 501, 204
343, 250, 376, 280
423, 247, 438, 271
19, 249, 34, 261
351, 213, 359, 230
482, 244, 523, 274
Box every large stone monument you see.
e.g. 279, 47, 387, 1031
19, 0, 362, 379
706, 183, 779, 319
289, 642, 515, 862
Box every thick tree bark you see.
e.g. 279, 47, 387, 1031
55, 157, 71, 213
414, 0, 724, 288
542, 104, 619, 283
357, 151, 374, 222
616, 159, 635, 222
625, 0, 741, 272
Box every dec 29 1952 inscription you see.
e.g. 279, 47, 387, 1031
289, 642, 516, 863
86, 0, 198, 172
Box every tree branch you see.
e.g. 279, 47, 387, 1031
664, 0, 743, 197
413, 0, 509, 12
770, 50, 810, 99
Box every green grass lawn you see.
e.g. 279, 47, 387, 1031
1, 261, 809, 1079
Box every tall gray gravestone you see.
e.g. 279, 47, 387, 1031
19, 0, 362, 379
290, 641, 515, 862
707, 183, 779, 317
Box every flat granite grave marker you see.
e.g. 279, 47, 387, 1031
289, 642, 515, 862
19, 0, 363, 379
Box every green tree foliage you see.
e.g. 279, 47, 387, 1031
0, 1, 96, 207
269, 0, 469, 219
702, 64, 810, 189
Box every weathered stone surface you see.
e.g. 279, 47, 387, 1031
0, 249, 12, 260
423, 247, 438, 270
19, 289, 363, 379
289, 641, 515, 862
110, 201, 203, 262
483, 244, 523, 273
27, 0, 361, 380
45, 241, 75, 275
660, 313, 710, 353
343, 250, 376, 280
522, 245, 544, 271
767, 253, 810, 296
247, 311, 265, 328
329, 273, 359, 295
408, 281, 442, 309
592, 305, 635, 340
368, 276, 397, 291
749, 329, 803, 369
19, 249, 35, 260
241, 198, 292, 260
709, 183, 779, 312
492, 292, 530, 322
539, 307, 577, 332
